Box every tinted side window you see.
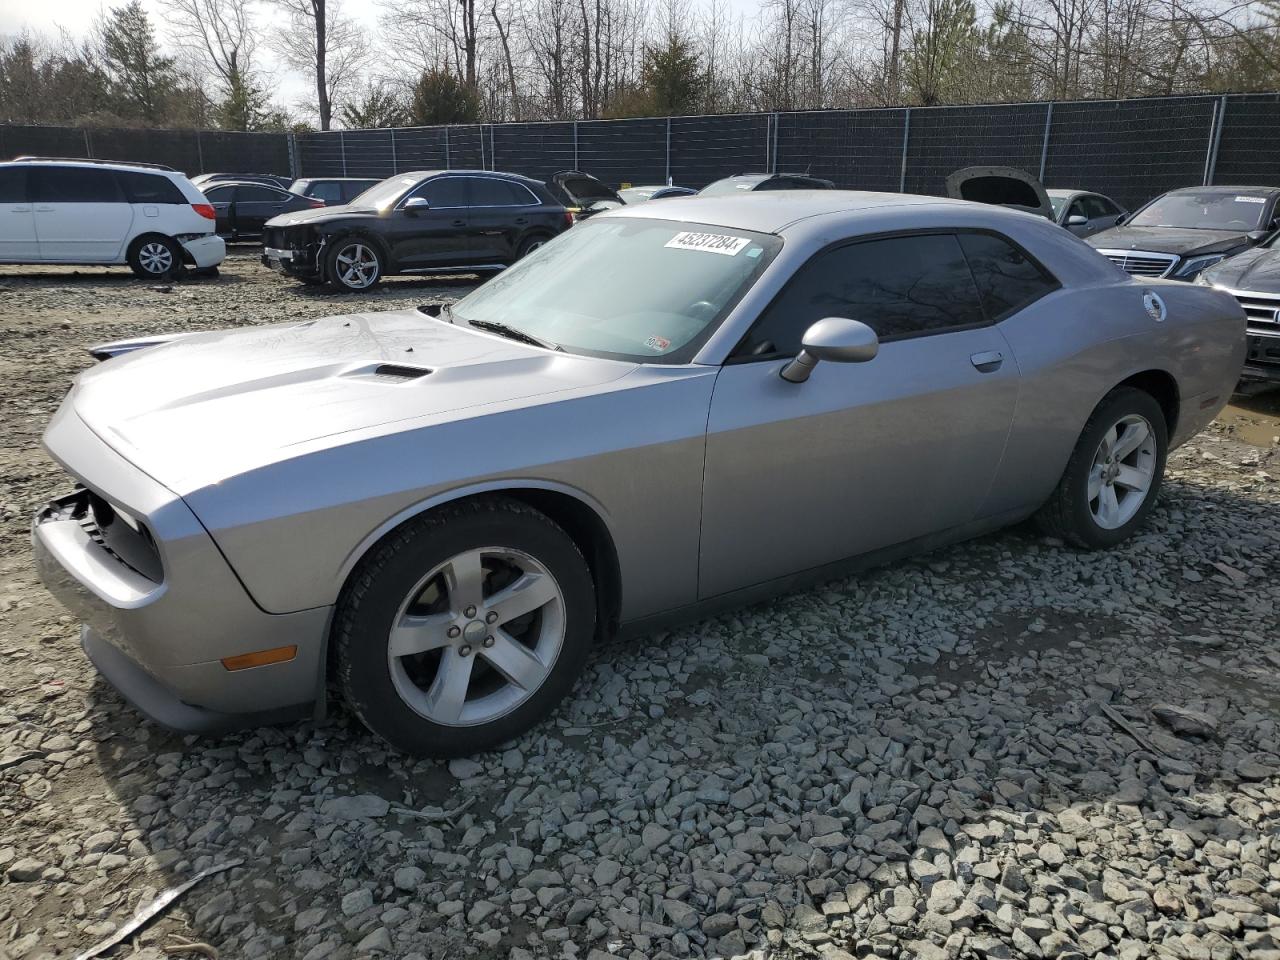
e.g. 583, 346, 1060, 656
737, 234, 988, 357
343, 181, 377, 202
0, 167, 27, 203
1082, 195, 1116, 218
236, 185, 288, 202
958, 232, 1058, 320
204, 186, 234, 202
118, 171, 186, 204
419, 177, 469, 207
308, 182, 343, 204
1066, 200, 1086, 221
471, 178, 534, 206
31, 166, 122, 203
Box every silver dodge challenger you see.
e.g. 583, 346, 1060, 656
33, 191, 1245, 757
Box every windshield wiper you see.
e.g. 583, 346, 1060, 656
466, 318, 562, 352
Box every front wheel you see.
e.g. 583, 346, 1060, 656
1034, 386, 1168, 549
335, 497, 596, 757
326, 238, 383, 292
517, 234, 550, 259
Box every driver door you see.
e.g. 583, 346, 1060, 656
699, 232, 1021, 599
384, 175, 475, 270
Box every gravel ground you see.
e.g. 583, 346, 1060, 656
1, 253, 1279, 960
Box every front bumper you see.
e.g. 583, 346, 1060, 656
33, 405, 330, 732
1242, 331, 1280, 383
262, 244, 322, 280
180, 233, 226, 269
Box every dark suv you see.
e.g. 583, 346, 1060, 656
262, 170, 574, 291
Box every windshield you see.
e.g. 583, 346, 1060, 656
700, 177, 766, 196
1129, 192, 1269, 230
450, 218, 780, 362
347, 175, 419, 210
1049, 195, 1067, 216
619, 187, 658, 203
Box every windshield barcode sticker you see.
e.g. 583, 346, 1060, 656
1235, 196, 1266, 203
665, 232, 751, 256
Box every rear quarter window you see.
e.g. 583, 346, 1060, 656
958, 232, 1060, 320
118, 171, 187, 204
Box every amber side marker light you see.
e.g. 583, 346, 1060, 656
221, 645, 298, 671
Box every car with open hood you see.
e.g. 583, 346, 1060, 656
1088, 185, 1280, 281
260, 169, 574, 291
34, 191, 1244, 757
1200, 235, 1280, 383
545, 170, 624, 219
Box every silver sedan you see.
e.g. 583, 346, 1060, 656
33, 191, 1245, 756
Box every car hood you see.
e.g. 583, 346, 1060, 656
265, 204, 380, 228
1202, 245, 1280, 291
69, 309, 635, 494
1087, 225, 1251, 257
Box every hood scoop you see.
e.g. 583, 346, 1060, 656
368, 363, 433, 382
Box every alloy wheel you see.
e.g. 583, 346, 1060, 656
335, 243, 379, 288
387, 547, 565, 727
1088, 413, 1156, 529
138, 241, 174, 275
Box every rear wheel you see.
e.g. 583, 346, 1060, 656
517, 234, 550, 259
335, 497, 595, 757
127, 235, 182, 279
1034, 386, 1168, 549
326, 237, 383, 292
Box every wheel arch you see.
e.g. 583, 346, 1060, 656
334, 480, 623, 642
323, 227, 393, 274
1113, 368, 1179, 436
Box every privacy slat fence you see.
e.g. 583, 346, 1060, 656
6, 92, 1280, 211
294, 92, 1280, 211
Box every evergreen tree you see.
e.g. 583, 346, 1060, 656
409, 69, 482, 125
98, 1, 179, 123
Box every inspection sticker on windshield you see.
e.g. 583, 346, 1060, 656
665, 232, 752, 256
1235, 195, 1267, 203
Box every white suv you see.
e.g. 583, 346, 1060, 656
0, 157, 225, 279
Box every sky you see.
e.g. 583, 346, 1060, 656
0, 0, 386, 108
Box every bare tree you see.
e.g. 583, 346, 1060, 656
164, 0, 259, 97
271, 0, 370, 128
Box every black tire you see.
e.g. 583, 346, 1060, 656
325, 236, 383, 292
127, 235, 182, 280
517, 233, 551, 259
1034, 386, 1168, 549
335, 497, 596, 757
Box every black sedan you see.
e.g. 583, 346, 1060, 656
261, 170, 574, 291
202, 181, 323, 241
291, 177, 381, 205
1088, 185, 1280, 281
1201, 237, 1280, 385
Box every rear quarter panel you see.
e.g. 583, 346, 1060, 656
983, 278, 1245, 518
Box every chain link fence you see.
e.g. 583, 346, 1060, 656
295, 91, 1280, 211
0, 123, 291, 177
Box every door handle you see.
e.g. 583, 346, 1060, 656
970, 350, 1004, 372
11, 206, 31, 212
451, 219, 466, 227
514, 217, 528, 225
34, 205, 54, 212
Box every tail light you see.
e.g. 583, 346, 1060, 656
308, 198, 325, 208
564, 210, 576, 228
192, 203, 216, 220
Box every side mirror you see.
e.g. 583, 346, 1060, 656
780, 317, 879, 383
1066, 214, 1088, 226
403, 196, 429, 213
1114, 213, 1127, 226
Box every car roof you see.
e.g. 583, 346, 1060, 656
4, 157, 181, 176
400, 169, 543, 185
296, 177, 379, 182
1046, 188, 1089, 198
203, 180, 290, 190
605, 189, 983, 234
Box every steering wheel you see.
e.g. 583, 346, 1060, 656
1225, 219, 1252, 229
687, 300, 718, 319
